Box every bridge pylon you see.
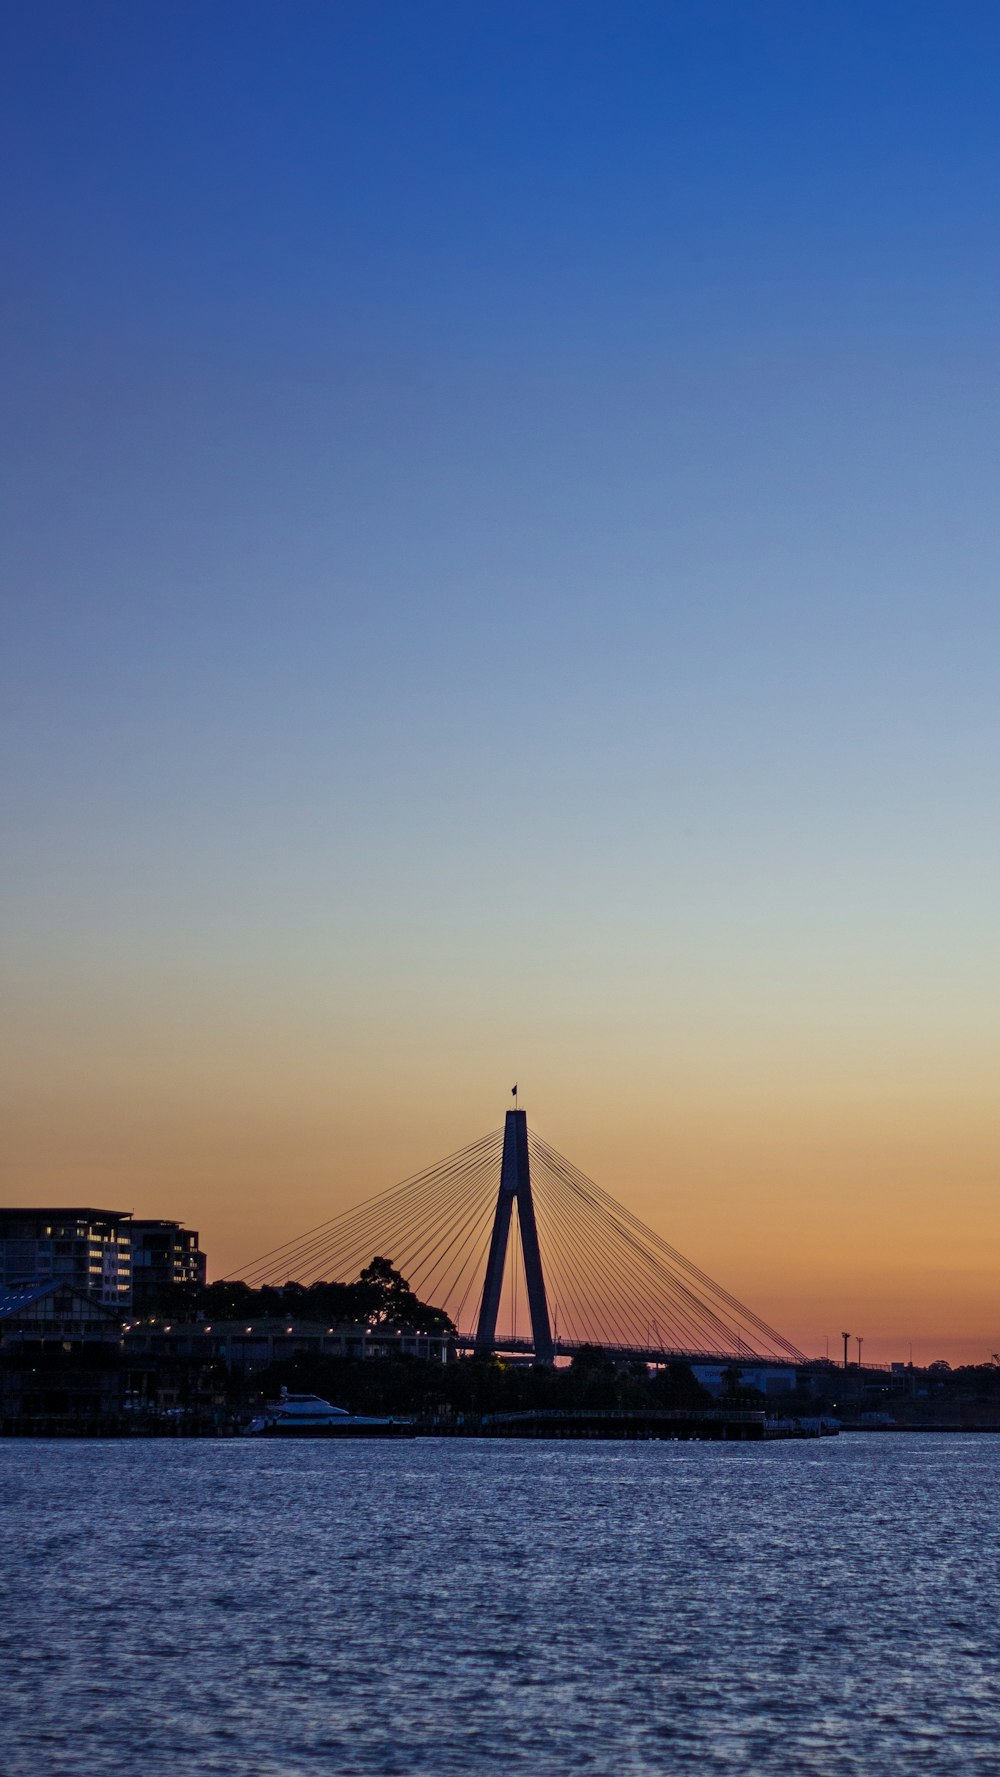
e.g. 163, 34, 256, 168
474, 1109, 554, 1362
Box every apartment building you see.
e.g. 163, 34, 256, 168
130, 1220, 207, 1307
0, 1208, 132, 1308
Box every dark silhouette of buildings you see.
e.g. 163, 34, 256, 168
0, 1208, 206, 1311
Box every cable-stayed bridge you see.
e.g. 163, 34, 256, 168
235, 1110, 806, 1366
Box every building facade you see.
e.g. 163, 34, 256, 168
130, 1220, 206, 1308
0, 1279, 125, 1429
0, 1209, 132, 1308
123, 1317, 453, 1368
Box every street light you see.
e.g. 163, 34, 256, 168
842, 1331, 850, 1371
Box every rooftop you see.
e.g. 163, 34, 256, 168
0, 1279, 121, 1320
0, 1207, 131, 1220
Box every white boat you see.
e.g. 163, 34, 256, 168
245, 1389, 412, 1437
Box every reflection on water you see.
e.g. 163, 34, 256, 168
1, 1435, 998, 1775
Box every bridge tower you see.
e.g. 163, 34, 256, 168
475, 1109, 554, 1362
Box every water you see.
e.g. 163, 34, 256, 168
1, 1435, 998, 1775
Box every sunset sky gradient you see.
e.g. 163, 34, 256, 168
3, 3, 1000, 1362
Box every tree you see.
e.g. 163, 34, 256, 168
353, 1257, 454, 1333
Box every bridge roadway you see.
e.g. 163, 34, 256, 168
453, 1335, 809, 1371
454, 1338, 903, 1377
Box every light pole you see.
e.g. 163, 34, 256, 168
856, 1335, 863, 1370
842, 1331, 850, 1371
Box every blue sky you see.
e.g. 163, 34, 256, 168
3, 3, 1000, 1355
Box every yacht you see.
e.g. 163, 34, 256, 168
245, 1389, 412, 1437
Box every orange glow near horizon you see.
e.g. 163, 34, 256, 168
3, 1016, 998, 1367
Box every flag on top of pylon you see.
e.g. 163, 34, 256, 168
511, 1084, 517, 1097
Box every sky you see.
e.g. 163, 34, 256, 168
3, 1, 1000, 1363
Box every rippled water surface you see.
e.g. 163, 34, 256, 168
2, 1435, 999, 1775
